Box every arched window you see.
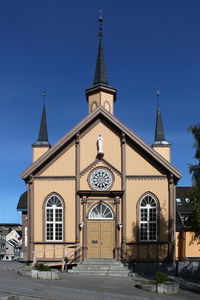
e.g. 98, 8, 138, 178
89, 202, 114, 219
46, 195, 63, 241
91, 102, 97, 112
139, 194, 157, 241
103, 101, 111, 112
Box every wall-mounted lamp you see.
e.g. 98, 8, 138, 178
118, 222, 122, 230
79, 222, 84, 229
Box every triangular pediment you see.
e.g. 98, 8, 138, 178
21, 107, 182, 181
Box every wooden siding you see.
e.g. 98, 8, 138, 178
126, 144, 163, 176
34, 179, 75, 242
40, 145, 75, 176
126, 178, 169, 242
80, 122, 121, 172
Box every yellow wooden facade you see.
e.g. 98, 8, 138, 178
20, 27, 185, 262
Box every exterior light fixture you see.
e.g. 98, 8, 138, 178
79, 222, 84, 229
118, 222, 122, 229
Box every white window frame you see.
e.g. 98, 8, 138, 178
139, 194, 157, 242
88, 202, 114, 220
45, 195, 63, 241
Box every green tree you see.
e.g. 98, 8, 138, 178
188, 124, 200, 239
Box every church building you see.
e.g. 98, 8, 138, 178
19, 15, 182, 263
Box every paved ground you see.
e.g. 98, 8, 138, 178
0, 261, 199, 300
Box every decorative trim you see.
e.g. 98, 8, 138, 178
34, 241, 75, 245
126, 175, 167, 180
79, 118, 100, 141
87, 200, 115, 219
82, 196, 87, 259
114, 196, 120, 260
77, 190, 124, 197
85, 85, 117, 102
169, 174, 175, 260
91, 101, 98, 112
34, 176, 75, 181
75, 133, 80, 249
121, 132, 126, 260
136, 192, 160, 243
126, 241, 169, 245
87, 167, 114, 191
101, 158, 121, 175
103, 100, 111, 113
36, 140, 75, 177
21, 107, 181, 181
80, 158, 121, 178
80, 159, 99, 177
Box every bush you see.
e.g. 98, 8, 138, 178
34, 263, 51, 271
154, 271, 168, 284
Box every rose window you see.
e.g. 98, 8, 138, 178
90, 168, 113, 191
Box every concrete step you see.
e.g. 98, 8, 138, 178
69, 258, 130, 277
69, 268, 129, 273
76, 265, 124, 269
68, 270, 130, 277
81, 259, 123, 265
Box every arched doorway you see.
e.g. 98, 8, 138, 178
87, 202, 115, 258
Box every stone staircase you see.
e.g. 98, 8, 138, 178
68, 258, 131, 278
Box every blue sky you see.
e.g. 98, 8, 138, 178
0, 0, 200, 223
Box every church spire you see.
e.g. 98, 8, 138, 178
93, 12, 108, 86
152, 90, 171, 162
85, 11, 116, 115
33, 91, 50, 147
153, 90, 168, 145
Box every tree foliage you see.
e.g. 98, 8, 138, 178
187, 124, 200, 238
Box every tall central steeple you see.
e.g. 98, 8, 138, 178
85, 11, 116, 114
93, 14, 108, 86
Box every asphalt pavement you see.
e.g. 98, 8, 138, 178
0, 261, 199, 300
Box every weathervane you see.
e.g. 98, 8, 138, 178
98, 9, 103, 37
156, 89, 160, 107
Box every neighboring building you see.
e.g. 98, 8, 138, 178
0, 229, 22, 260
176, 186, 200, 260
0, 223, 22, 232
19, 16, 182, 263
0, 229, 6, 259
17, 191, 28, 260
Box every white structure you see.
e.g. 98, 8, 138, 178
2, 230, 22, 260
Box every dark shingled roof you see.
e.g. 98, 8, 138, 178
176, 186, 191, 231
93, 37, 108, 86
153, 105, 167, 144
33, 104, 50, 146
17, 191, 27, 211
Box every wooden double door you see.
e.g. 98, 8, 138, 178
87, 220, 115, 258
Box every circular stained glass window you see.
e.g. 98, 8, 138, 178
90, 168, 113, 191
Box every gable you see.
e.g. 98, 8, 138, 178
21, 107, 181, 182
39, 144, 75, 176
80, 160, 121, 190
80, 120, 121, 172
126, 143, 163, 176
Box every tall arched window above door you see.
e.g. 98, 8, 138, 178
139, 194, 158, 241
45, 194, 63, 241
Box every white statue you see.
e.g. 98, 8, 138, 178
98, 134, 103, 154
